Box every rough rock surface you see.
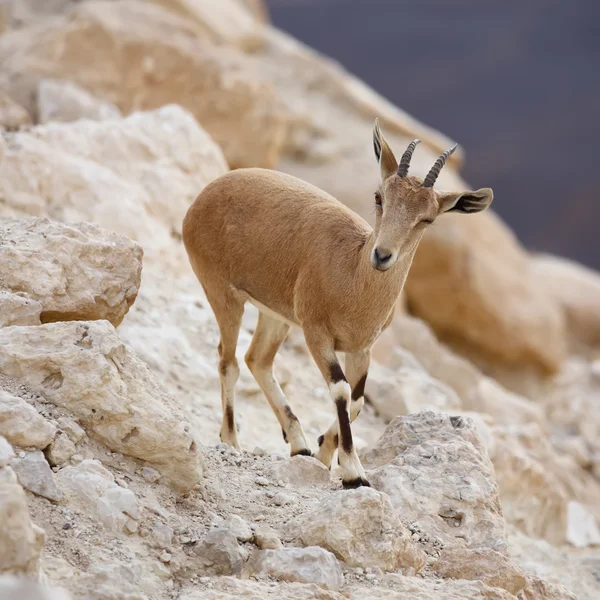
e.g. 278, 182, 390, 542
11, 450, 62, 501
192, 528, 245, 576
0, 575, 71, 600
0, 0, 285, 168
363, 413, 507, 551
272, 455, 331, 486
0, 218, 142, 327
244, 547, 344, 591
0, 389, 56, 448
287, 487, 426, 572
0, 320, 203, 492
0, 89, 31, 130
0, 461, 45, 575
37, 78, 122, 124
57, 459, 138, 532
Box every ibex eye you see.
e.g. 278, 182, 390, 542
374, 192, 382, 206
421, 218, 434, 225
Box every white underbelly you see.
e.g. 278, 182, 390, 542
246, 295, 298, 328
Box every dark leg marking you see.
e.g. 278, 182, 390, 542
282, 427, 288, 442
335, 398, 353, 454
291, 448, 312, 457
317, 434, 324, 447
284, 405, 299, 424
329, 362, 347, 384
225, 405, 235, 432
351, 374, 367, 401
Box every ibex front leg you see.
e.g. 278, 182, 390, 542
304, 328, 370, 488
315, 348, 370, 471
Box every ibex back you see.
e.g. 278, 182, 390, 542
182, 119, 493, 487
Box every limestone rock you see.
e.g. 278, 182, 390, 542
192, 528, 245, 576
532, 253, 600, 349
0, 290, 42, 327
405, 210, 566, 374
57, 459, 138, 532
45, 432, 76, 467
566, 501, 600, 548
0, 320, 203, 492
363, 412, 507, 552
0, 0, 285, 169
0, 465, 46, 575
0, 218, 142, 327
367, 365, 462, 422
272, 455, 330, 486
0, 105, 227, 264
254, 524, 283, 550
287, 487, 425, 572
433, 548, 527, 595
181, 577, 344, 600
221, 514, 253, 542
11, 450, 62, 501
56, 417, 85, 444
37, 79, 122, 124
70, 563, 148, 600
0, 436, 15, 467
517, 577, 578, 600
0, 389, 56, 449
149, 0, 264, 51
0, 89, 31, 130
244, 547, 344, 591
350, 573, 516, 600
0, 576, 71, 600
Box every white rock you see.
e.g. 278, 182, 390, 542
287, 487, 425, 572
11, 450, 62, 501
45, 432, 76, 467
272, 455, 330, 486
192, 528, 245, 575
0, 390, 56, 449
244, 547, 344, 591
56, 417, 85, 444
222, 514, 253, 543
151, 524, 173, 549
0, 321, 204, 492
38, 78, 122, 124
57, 459, 139, 532
254, 524, 283, 550
0, 290, 42, 327
0, 435, 15, 467
0, 466, 46, 575
140, 466, 161, 483
0, 576, 71, 600
363, 412, 507, 552
0, 218, 142, 327
566, 501, 600, 548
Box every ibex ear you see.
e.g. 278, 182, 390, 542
373, 119, 398, 181
439, 187, 493, 214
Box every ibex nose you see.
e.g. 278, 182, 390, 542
372, 247, 393, 270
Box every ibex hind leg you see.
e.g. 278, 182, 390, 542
205, 285, 245, 450
245, 312, 311, 457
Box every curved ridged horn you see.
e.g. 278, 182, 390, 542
397, 139, 421, 177
422, 144, 458, 188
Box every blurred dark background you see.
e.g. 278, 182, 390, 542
266, 0, 600, 269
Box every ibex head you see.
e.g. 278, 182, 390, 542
371, 119, 493, 271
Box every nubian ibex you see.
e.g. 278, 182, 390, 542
183, 120, 493, 487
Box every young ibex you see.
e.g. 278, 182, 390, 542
182, 120, 493, 487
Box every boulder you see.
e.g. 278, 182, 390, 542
57, 459, 138, 532
37, 79, 122, 124
254, 524, 283, 550
362, 413, 507, 552
0, 320, 204, 492
192, 528, 245, 576
287, 487, 425, 572
0, 218, 142, 327
0, 89, 31, 130
0, 576, 71, 600
272, 455, 331, 486
220, 514, 253, 543
532, 253, 600, 349
0, 105, 227, 263
433, 548, 527, 595
0, 464, 46, 575
0, 0, 285, 169
244, 547, 344, 591
0, 389, 56, 449
517, 577, 578, 600
11, 450, 62, 501
0, 291, 42, 327
45, 432, 77, 467
148, 0, 264, 51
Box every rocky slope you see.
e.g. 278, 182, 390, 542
0, 1, 599, 600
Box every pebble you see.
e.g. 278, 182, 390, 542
140, 466, 162, 483
159, 550, 171, 563
255, 476, 270, 486
272, 492, 294, 506
252, 447, 267, 456
71, 454, 84, 464
365, 573, 377, 581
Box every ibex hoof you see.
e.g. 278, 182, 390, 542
342, 477, 371, 489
